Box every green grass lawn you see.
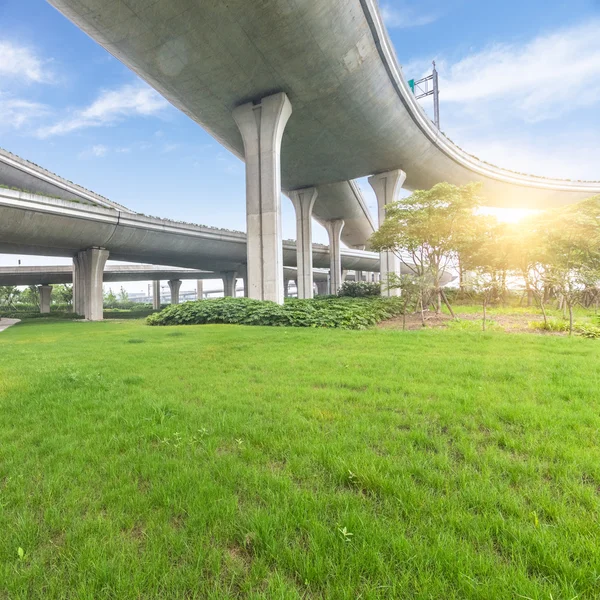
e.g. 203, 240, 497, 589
1, 319, 600, 599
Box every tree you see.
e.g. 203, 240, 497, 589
0, 286, 21, 308
19, 285, 40, 308
54, 284, 73, 306
371, 182, 483, 317
462, 219, 512, 330
118, 287, 129, 303
540, 197, 600, 335
104, 288, 117, 308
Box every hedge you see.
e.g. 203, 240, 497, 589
146, 297, 406, 330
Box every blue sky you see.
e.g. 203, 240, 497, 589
1, 0, 599, 292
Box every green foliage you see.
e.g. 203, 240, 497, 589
103, 288, 118, 308
53, 284, 73, 305
370, 182, 483, 291
147, 297, 406, 330
337, 281, 381, 297
0, 286, 20, 308
530, 318, 600, 339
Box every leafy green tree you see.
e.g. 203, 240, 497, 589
540, 197, 600, 335
0, 286, 21, 308
118, 287, 129, 303
104, 288, 117, 308
54, 284, 73, 306
19, 285, 40, 308
462, 219, 514, 330
370, 182, 483, 317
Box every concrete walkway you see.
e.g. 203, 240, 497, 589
0, 318, 20, 333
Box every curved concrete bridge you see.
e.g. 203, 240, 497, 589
46, 0, 600, 303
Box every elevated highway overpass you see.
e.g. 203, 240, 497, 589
0, 186, 382, 318
46, 0, 600, 304
0, 264, 347, 313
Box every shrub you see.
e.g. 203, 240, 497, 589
338, 281, 381, 297
529, 319, 600, 339
147, 297, 405, 330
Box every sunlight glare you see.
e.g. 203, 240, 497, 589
477, 207, 541, 224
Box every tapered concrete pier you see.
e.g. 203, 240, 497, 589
325, 219, 345, 295
73, 247, 109, 320
168, 279, 182, 305
38, 285, 52, 314
152, 280, 161, 310
289, 187, 318, 299
222, 271, 237, 297
233, 92, 292, 305
369, 170, 406, 296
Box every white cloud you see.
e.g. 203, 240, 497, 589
381, 2, 438, 29
91, 144, 108, 157
37, 83, 169, 138
0, 40, 53, 84
0, 97, 50, 130
438, 20, 600, 122
455, 131, 600, 182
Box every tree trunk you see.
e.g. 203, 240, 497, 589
440, 289, 456, 319
482, 298, 487, 332
568, 302, 574, 337
533, 291, 548, 327
419, 292, 425, 326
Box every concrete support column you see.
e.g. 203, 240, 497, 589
38, 285, 52, 314
368, 170, 407, 297
353, 245, 365, 283
168, 279, 182, 305
233, 92, 292, 305
242, 276, 248, 298
222, 271, 237, 298
73, 247, 109, 320
197, 280, 204, 300
289, 187, 318, 299
325, 219, 345, 295
152, 280, 161, 310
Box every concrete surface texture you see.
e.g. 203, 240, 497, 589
167, 279, 182, 305
325, 219, 345, 295
47, 0, 600, 210
289, 187, 318, 299
73, 247, 109, 321
38, 285, 53, 314
0, 188, 381, 275
0, 148, 130, 211
369, 170, 407, 297
233, 92, 292, 303
0, 318, 20, 333
0, 264, 370, 287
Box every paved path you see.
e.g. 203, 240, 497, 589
0, 318, 20, 333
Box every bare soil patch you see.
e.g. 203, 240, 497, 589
379, 310, 556, 334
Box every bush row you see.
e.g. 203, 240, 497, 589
147, 297, 406, 330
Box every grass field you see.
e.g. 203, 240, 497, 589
1, 319, 600, 598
